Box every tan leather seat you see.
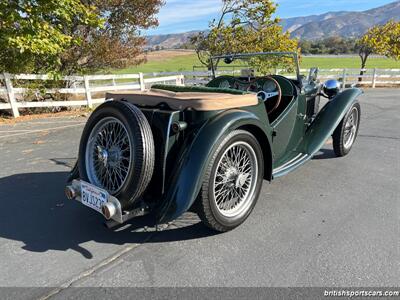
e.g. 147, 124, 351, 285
105, 88, 258, 111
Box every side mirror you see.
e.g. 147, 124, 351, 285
323, 79, 341, 99
308, 67, 318, 83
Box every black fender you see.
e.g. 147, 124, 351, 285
157, 109, 273, 223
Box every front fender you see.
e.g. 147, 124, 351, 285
304, 88, 362, 156
157, 109, 272, 223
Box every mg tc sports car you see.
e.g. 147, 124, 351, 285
65, 52, 362, 232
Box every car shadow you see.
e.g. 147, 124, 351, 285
49, 158, 77, 168
0, 171, 217, 259
312, 148, 337, 160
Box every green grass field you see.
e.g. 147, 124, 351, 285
300, 57, 400, 69
114, 53, 400, 74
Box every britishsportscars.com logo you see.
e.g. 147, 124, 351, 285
324, 290, 400, 298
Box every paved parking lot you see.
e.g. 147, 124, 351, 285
0, 89, 399, 297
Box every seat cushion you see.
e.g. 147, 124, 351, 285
105, 87, 258, 111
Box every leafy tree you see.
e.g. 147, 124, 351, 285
299, 40, 312, 55
299, 37, 357, 55
0, 0, 102, 74
60, 0, 164, 74
190, 0, 298, 72
357, 20, 400, 78
323, 37, 356, 55
0, 0, 164, 75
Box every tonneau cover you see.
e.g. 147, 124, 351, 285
106, 88, 258, 111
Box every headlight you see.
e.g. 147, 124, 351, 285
323, 79, 341, 99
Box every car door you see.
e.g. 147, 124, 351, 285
271, 92, 307, 167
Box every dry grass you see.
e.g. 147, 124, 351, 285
0, 110, 89, 125
144, 50, 195, 62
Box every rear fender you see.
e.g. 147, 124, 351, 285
304, 88, 362, 156
157, 109, 273, 223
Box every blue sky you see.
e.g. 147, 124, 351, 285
146, 0, 396, 35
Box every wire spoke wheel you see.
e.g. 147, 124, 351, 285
343, 107, 358, 149
196, 130, 263, 232
85, 117, 132, 194
332, 101, 361, 157
78, 101, 154, 208
213, 141, 258, 218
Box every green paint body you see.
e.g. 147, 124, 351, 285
70, 79, 362, 223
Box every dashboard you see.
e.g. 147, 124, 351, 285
208, 76, 281, 102
213, 76, 279, 94
207, 75, 296, 97
206, 75, 301, 115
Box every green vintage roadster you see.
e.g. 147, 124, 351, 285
65, 52, 362, 232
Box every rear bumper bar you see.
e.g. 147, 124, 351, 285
65, 180, 149, 227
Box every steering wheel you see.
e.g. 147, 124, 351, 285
256, 77, 282, 115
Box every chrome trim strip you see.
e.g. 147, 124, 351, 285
272, 153, 308, 175
273, 153, 304, 173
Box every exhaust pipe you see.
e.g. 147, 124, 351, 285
65, 185, 77, 200
101, 202, 117, 220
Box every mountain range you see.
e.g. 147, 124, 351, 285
146, 1, 400, 48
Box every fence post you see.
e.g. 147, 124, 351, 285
84, 75, 93, 109
372, 68, 377, 88
3, 73, 19, 118
139, 73, 145, 91
342, 68, 347, 91
176, 75, 184, 86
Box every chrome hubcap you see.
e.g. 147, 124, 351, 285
344, 107, 359, 149
85, 117, 132, 194
213, 141, 258, 218
98, 147, 109, 166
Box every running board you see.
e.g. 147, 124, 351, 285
272, 153, 310, 178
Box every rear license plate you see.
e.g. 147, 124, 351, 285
80, 181, 108, 213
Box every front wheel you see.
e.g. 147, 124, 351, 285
332, 101, 361, 157
196, 130, 264, 232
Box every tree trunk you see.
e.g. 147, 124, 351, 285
359, 53, 368, 82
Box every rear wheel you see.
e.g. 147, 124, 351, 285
332, 101, 361, 157
78, 101, 155, 208
196, 130, 264, 232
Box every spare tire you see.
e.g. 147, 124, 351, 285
78, 100, 155, 208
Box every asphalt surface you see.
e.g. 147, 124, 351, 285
0, 89, 399, 296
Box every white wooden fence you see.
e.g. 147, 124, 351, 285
1, 68, 399, 118
188, 66, 400, 88
307, 68, 400, 89
0, 73, 184, 118
153, 68, 400, 88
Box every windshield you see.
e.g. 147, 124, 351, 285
210, 52, 301, 81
